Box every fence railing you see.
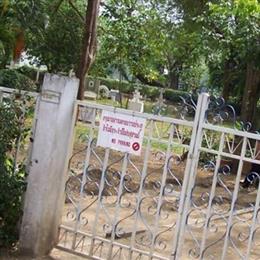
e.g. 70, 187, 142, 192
4, 78, 258, 259
57, 94, 260, 260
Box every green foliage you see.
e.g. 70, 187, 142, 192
0, 0, 85, 73
180, 61, 209, 91
15, 66, 37, 80
199, 0, 260, 91
93, 76, 135, 94
24, 0, 84, 73
0, 161, 26, 247
16, 66, 46, 89
0, 69, 37, 92
164, 89, 188, 103
90, 0, 207, 90
94, 2, 166, 81
0, 1, 16, 68
2, 0, 258, 118
0, 95, 32, 247
205, 0, 260, 63
88, 76, 187, 102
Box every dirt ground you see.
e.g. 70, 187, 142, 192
0, 249, 85, 260
57, 143, 260, 260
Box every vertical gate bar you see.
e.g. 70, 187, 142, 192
221, 136, 247, 260
245, 179, 260, 259
199, 132, 225, 259
148, 123, 175, 259
89, 148, 110, 256
169, 118, 202, 257
128, 120, 154, 260
170, 93, 206, 258
186, 97, 212, 193
175, 93, 210, 259
71, 107, 96, 249
107, 153, 129, 259
171, 93, 210, 260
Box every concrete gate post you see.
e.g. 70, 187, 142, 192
19, 74, 79, 256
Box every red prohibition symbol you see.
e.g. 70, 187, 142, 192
132, 142, 140, 151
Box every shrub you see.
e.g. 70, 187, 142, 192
164, 89, 188, 103
15, 66, 45, 88
87, 76, 188, 103
88, 76, 136, 94
0, 95, 32, 247
0, 69, 37, 92
144, 86, 160, 101
15, 66, 38, 81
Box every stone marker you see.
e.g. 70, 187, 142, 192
84, 78, 100, 100
78, 105, 95, 123
152, 88, 166, 115
98, 85, 110, 98
84, 90, 97, 100
128, 89, 144, 113
110, 89, 120, 102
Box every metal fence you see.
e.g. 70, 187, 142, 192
57, 93, 260, 260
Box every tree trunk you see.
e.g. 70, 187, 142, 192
168, 70, 179, 89
13, 31, 25, 62
222, 59, 232, 100
241, 62, 260, 129
75, 0, 101, 100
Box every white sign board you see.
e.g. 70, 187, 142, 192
97, 111, 146, 156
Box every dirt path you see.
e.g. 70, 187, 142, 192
0, 249, 85, 260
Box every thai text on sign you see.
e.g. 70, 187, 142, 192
97, 111, 146, 156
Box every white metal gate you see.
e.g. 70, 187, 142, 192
57, 93, 260, 259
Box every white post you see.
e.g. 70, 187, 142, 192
19, 74, 79, 256
172, 93, 210, 259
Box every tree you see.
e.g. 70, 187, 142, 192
93, 1, 166, 87
201, 0, 260, 126
0, 0, 17, 68
2, 0, 101, 100
20, 0, 84, 73
19, 0, 101, 100
91, 0, 204, 90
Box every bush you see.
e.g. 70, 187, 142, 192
164, 89, 188, 103
0, 69, 37, 92
16, 66, 45, 88
87, 76, 188, 102
15, 66, 38, 81
143, 86, 160, 101
88, 76, 136, 94
0, 95, 32, 247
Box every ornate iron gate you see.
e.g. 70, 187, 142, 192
57, 93, 260, 259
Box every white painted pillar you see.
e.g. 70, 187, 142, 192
19, 74, 79, 256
